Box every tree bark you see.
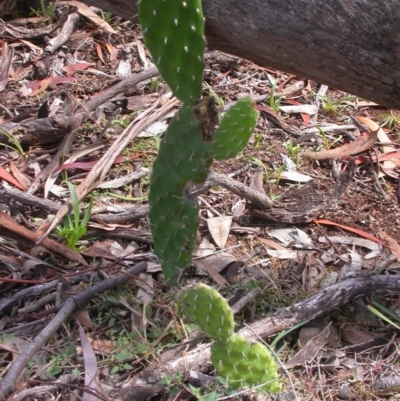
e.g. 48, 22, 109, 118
84, 0, 400, 109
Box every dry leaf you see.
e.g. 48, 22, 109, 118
57, 1, 117, 34
9, 161, 31, 189
379, 231, 400, 261
286, 324, 332, 368
87, 336, 116, 354
198, 259, 228, 285
78, 324, 106, 401
357, 116, 400, 169
303, 129, 378, 160
137, 273, 154, 305
258, 238, 287, 250
207, 216, 233, 248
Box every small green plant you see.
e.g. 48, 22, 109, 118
188, 385, 223, 401
0, 129, 24, 156
283, 139, 301, 166
99, 10, 113, 23
150, 77, 162, 92
179, 284, 281, 392
47, 343, 77, 377
111, 115, 134, 129
268, 77, 282, 113
319, 94, 357, 114
368, 298, 400, 330
30, 0, 56, 21
316, 127, 343, 151
377, 111, 400, 131
56, 182, 93, 250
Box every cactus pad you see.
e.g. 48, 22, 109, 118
149, 105, 212, 284
211, 334, 280, 393
209, 97, 258, 160
178, 283, 234, 341
138, 0, 205, 103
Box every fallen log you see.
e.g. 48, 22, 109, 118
83, 0, 400, 109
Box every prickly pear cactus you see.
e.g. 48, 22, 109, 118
211, 334, 280, 392
138, 0, 205, 103
178, 283, 234, 341
179, 284, 280, 392
139, 0, 258, 284
209, 98, 258, 160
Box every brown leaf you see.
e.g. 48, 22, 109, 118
78, 324, 105, 401
57, 1, 117, 34
379, 231, 400, 261
302, 129, 378, 160
285, 323, 332, 368
341, 324, 377, 345
9, 161, 31, 189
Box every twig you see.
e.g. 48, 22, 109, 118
0, 262, 147, 398
27, 131, 78, 195
367, 150, 387, 200
194, 170, 273, 208
230, 287, 261, 314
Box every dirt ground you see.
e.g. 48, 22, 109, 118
0, 3, 400, 401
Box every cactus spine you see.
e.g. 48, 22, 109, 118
139, 0, 258, 283
179, 284, 280, 392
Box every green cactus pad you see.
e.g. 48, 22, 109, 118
209, 98, 258, 160
211, 334, 280, 393
149, 105, 212, 284
178, 283, 234, 341
138, 0, 205, 103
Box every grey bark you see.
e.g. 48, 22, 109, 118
84, 0, 400, 109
